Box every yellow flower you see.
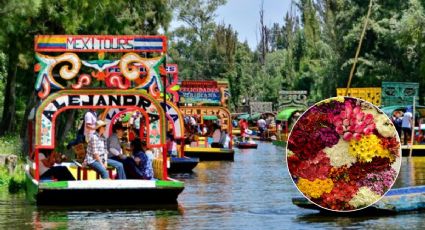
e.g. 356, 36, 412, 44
297, 178, 334, 199
348, 186, 381, 208
349, 134, 394, 162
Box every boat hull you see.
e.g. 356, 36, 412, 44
237, 143, 258, 149
25, 168, 184, 206
184, 148, 234, 161
401, 145, 425, 156
272, 140, 286, 147
169, 157, 199, 173
292, 185, 425, 214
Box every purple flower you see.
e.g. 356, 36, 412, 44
313, 127, 340, 148
357, 168, 397, 195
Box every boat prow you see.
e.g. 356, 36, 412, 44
169, 157, 200, 173
184, 146, 234, 161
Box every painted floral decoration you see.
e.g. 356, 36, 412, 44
287, 97, 401, 211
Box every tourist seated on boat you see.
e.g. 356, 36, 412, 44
85, 120, 126, 180
123, 139, 153, 180
107, 123, 127, 161
211, 124, 224, 148
38, 151, 75, 181
166, 133, 178, 157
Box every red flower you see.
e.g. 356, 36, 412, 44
315, 181, 358, 210
288, 151, 331, 181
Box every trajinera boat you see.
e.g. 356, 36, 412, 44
25, 35, 184, 205
292, 185, 425, 214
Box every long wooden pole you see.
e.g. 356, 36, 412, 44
345, 0, 373, 96
409, 96, 416, 158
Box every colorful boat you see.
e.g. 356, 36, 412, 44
162, 100, 199, 173
381, 105, 425, 156
180, 105, 235, 161
292, 185, 425, 214
272, 107, 305, 147
26, 35, 184, 205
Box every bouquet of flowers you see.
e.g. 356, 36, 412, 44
287, 97, 401, 211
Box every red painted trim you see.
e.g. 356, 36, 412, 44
28, 121, 33, 158
35, 148, 39, 181
107, 108, 155, 148
162, 144, 168, 180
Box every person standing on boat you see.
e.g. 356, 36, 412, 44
391, 111, 403, 138
240, 119, 249, 142
402, 106, 413, 145
257, 117, 267, 138
84, 109, 98, 143
211, 124, 223, 148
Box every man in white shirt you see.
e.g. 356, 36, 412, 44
84, 109, 97, 142
402, 106, 413, 145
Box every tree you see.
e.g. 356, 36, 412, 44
169, 0, 227, 79
0, 0, 172, 139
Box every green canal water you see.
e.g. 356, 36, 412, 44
0, 142, 424, 229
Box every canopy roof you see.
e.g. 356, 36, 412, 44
380, 105, 425, 118
276, 108, 304, 121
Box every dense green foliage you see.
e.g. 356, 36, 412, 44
170, 0, 425, 110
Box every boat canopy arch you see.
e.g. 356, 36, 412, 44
34, 89, 166, 150
102, 100, 184, 140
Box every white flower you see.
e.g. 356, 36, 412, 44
374, 114, 396, 138
349, 186, 381, 208
323, 138, 357, 167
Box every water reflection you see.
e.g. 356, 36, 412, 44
0, 143, 424, 229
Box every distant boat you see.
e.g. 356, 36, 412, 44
237, 142, 258, 149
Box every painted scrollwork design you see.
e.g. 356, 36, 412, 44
71, 74, 92, 89
119, 53, 165, 92
35, 52, 81, 93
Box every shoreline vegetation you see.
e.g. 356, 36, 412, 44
0, 135, 25, 193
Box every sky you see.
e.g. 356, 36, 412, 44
214, 0, 292, 50
170, 0, 293, 50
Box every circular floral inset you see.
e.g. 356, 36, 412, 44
286, 97, 401, 212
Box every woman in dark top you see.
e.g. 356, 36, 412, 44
123, 139, 153, 180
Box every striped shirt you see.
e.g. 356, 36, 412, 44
85, 132, 107, 165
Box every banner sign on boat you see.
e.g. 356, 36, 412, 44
36, 90, 164, 148
178, 81, 221, 105
180, 106, 231, 131
35, 35, 166, 53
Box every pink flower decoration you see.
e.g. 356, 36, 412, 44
332, 101, 376, 141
